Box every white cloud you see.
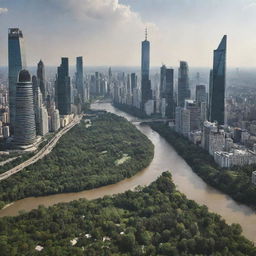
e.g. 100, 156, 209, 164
0, 7, 8, 14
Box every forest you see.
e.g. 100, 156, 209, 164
149, 123, 256, 208
0, 113, 154, 209
0, 172, 255, 255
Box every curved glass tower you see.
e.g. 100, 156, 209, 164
209, 35, 227, 125
14, 70, 36, 146
8, 28, 26, 132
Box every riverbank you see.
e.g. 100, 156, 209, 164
149, 122, 256, 208
0, 112, 154, 209
0, 172, 255, 255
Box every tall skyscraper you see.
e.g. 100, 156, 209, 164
37, 60, 46, 102
14, 70, 36, 146
209, 35, 227, 125
165, 68, 174, 118
131, 73, 137, 91
196, 85, 207, 103
141, 29, 152, 111
55, 57, 71, 115
75, 56, 84, 102
8, 28, 26, 132
160, 65, 174, 118
33, 76, 49, 136
178, 61, 190, 107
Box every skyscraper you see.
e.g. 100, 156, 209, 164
160, 65, 174, 118
33, 76, 49, 136
37, 60, 46, 102
75, 56, 84, 102
165, 68, 174, 118
55, 57, 71, 115
14, 70, 36, 146
209, 35, 227, 125
8, 28, 26, 131
131, 73, 137, 91
195, 85, 207, 103
178, 61, 190, 107
141, 30, 152, 111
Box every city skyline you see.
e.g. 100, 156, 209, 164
0, 0, 256, 67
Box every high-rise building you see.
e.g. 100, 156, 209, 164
33, 76, 49, 136
196, 85, 207, 103
178, 61, 190, 107
37, 60, 46, 102
14, 70, 36, 146
131, 73, 137, 91
75, 56, 84, 102
141, 30, 152, 111
160, 65, 167, 98
209, 35, 227, 125
8, 28, 26, 131
55, 57, 71, 115
185, 99, 201, 131
161, 67, 174, 119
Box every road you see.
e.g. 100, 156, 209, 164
0, 115, 82, 181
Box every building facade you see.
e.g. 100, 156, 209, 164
209, 35, 227, 125
14, 70, 36, 146
56, 57, 71, 115
178, 61, 190, 107
8, 28, 26, 131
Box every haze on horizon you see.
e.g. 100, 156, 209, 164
0, 0, 256, 67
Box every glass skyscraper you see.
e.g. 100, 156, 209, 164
209, 35, 227, 125
141, 31, 152, 111
160, 65, 174, 118
37, 60, 46, 102
75, 56, 84, 102
8, 28, 26, 132
14, 70, 36, 146
178, 61, 190, 107
56, 57, 71, 115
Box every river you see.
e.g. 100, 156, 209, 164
0, 103, 256, 243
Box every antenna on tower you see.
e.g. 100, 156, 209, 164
145, 27, 148, 40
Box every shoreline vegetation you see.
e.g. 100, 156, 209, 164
149, 123, 256, 209
0, 172, 255, 255
113, 103, 256, 209
0, 112, 154, 209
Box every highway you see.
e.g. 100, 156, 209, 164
0, 115, 82, 181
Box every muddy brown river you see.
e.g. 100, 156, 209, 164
0, 103, 256, 243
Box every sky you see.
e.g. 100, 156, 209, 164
0, 0, 256, 67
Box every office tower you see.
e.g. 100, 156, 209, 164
185, 100, 201, 131
37, 60, 46, 101
33, 76, 49, 136
162, 68, 174, 118
131, 73, 137, 91
75, 56, 84, 102
178, 61, 190, 107
141, 30, 152, 111
160, 65, 167, 98
209, 35, 227, 125
175, 106, 190, 137
56, 57, 71, 115
8, 28, 26, 131
14, 70, 36, 146
196, 85, 207, 103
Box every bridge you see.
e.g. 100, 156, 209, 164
130, 119, 174, 124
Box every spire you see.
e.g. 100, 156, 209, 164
145, 27, 148, 41
217, 35, 227, 51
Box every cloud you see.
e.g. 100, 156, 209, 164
0, 7, 8, 14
